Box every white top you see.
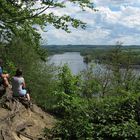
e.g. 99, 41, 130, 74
12, 76, 25, 95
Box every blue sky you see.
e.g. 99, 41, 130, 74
37, 0, 140, 45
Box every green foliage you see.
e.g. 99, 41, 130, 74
0, 0, 95, 110
81, 65, 101, 98
107, 46, 138, 95
0, 1, 140, 140
0, 0, 95, 93
57, 64, 81, 95
134, 77, 140, 93
88, 95, 140, 139
46, 94, 140, 140
0, 0, 94, 43
45, 95, 93, 139
0, 34, 56, 109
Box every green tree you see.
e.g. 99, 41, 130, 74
0, 0, 94, 42
0, 0, 95, 105
81, 65, 101, 98
106, 45, 136, 95
94, 67, 112, 97
57, 64, 81, 95
0, 0, 95, 72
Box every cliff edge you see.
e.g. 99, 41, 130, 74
0, 88, 56, 140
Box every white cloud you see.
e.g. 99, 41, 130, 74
95, 7, 121, 24
94, 0, 140, 7
108, 34, 140, 45
45, 27, 111, 45
35, 0, 140, 45
92, 5, 140, 31
120, 6, 140, 29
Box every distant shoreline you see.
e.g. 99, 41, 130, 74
43, 45, 140, 49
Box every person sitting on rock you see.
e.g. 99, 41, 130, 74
0, 58, 11, 88
12, 68, 30, 101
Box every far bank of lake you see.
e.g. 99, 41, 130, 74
48, 52, 140, 75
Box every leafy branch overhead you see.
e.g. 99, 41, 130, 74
0, 0, 94, 61
0, 0, 94, 41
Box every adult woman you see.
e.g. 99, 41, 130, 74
12, 68, 30, 101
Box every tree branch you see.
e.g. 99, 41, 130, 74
3, 0, 54, 24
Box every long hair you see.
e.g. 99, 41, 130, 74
15, 68, 23, 77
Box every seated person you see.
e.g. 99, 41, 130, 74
0, 59, 10, 88
12, 68, 30, 101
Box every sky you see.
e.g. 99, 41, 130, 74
37, 0, 140, 45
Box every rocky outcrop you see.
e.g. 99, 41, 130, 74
0, 88, 56, 140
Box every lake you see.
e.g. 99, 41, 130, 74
48, 52, 107, 75
48, 52, 87, 74
49, 52, 140, 76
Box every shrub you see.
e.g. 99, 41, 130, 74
45, 94, 140, 140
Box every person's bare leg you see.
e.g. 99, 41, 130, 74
26, 93, 31, 117
3, 78, 9, 87
26, 93, 30, 101
2, 74, 11, 88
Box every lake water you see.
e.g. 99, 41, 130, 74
48, 52, 107, 75
48, 52, 87, 74
48, 52, 140, 75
